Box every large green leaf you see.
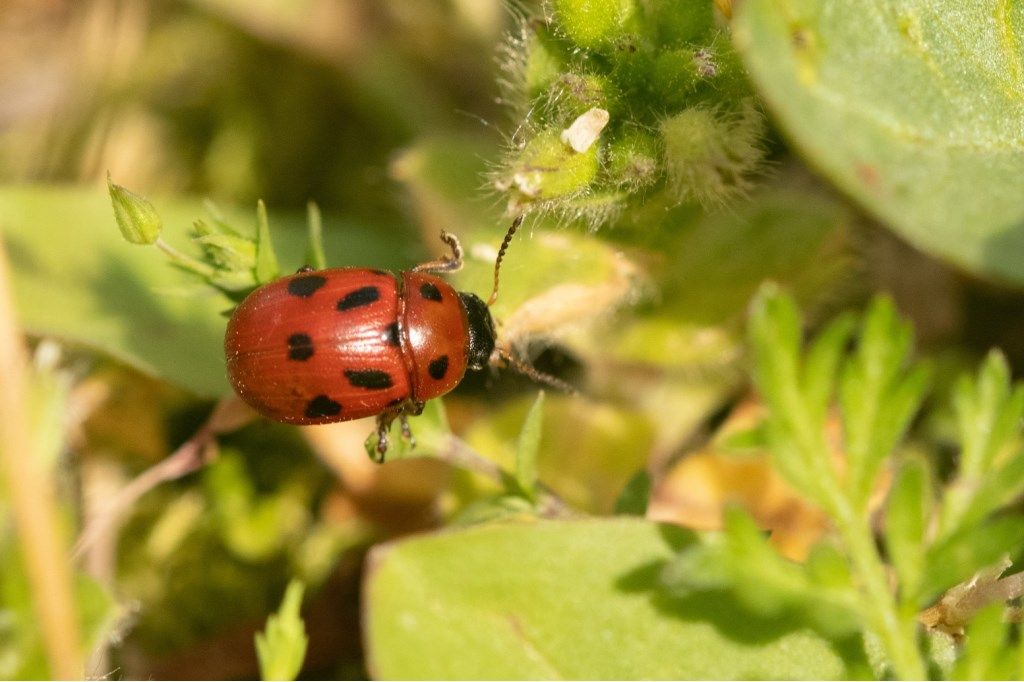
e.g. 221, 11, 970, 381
734, 0, 1024, 284
0, 185, 405, 397
364, 519, 867, 679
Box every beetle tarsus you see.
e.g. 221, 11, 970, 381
413, 231, 464, 274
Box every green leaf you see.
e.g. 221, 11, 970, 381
734, 0, 1024, 284
839, 297, 926, 509
718, 507, 859, 638
941, 351, 1024, 537
954, 351, 1019, 479
959, 453, 1024, 534
613, 468, 651, 515
801, 312, 856, 424
951, 603, 1008, 681
254, 199, 279, 283
748, 285, 829, 507
255, 580, 308, 682
108, 174, 162, 245
919, 517, 1024, 602
0, 186, 403, 397
364, 519, 867, 679
304, 202, 326, 271
885, 459, 931, 598
514, 392, 546, 501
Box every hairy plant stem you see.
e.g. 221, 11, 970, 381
830, 487, 926, 679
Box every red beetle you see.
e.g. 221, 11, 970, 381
225, 217, 563, 459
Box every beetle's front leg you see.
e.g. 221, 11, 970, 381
374, 409, 400, 463
398, 400, 425, 447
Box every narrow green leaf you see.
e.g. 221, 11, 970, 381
958, 452, 1024, 533
721, 508, 860, 638
660, 540, 733, 595
255, 580, 308, 682
805, 543, 852, 591
304, 202, 326, 271
748, 284, 828, 506
942, 352, 1024, 538
255, 199, 279, 283
801, 312, 856, 423
856, 364, 929, 506
885, 459, 930, 598
958, 351, 1012, 477
108, 174, 162, 245
722, 507, 810, 612
952, 603, 1007, 681
748, 284, 803, 422
841, 296, 922, 509
514, 392, 545, 501
613, 468, 651, 516
919, 517, 1024, 603
193, 233, 257, 271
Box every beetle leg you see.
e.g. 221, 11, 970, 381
374, 410, 399, 463
412, 231, 463, 274
399, 413, 416, 448
295, 265, 315, 273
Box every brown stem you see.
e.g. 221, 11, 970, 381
0, 236, 83, 678
74, 395, 254, 560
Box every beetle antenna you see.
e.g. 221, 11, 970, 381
497, 348, 578, 395
488, 214, 524, 307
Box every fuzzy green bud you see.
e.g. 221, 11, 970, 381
524, 28, 567, 98
691, 39, 756, 102
650, 49, 704, 109
551, 0, 636, 50
641, 0, 715, 46
500, 129, 600, 207
108, 174, 162, 245
606, 128, 661, 190
545, 72, 611, 121
660, 106, 764, 205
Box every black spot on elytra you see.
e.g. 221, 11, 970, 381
305, 394, 341, 418
428, 355, 449, 380
384, 322, 400, 346
337, 286, 380, 311
287, 333, 314, 361
419, 282, 443, 302
288, 275, 327, 298
345, 369, 394, 390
